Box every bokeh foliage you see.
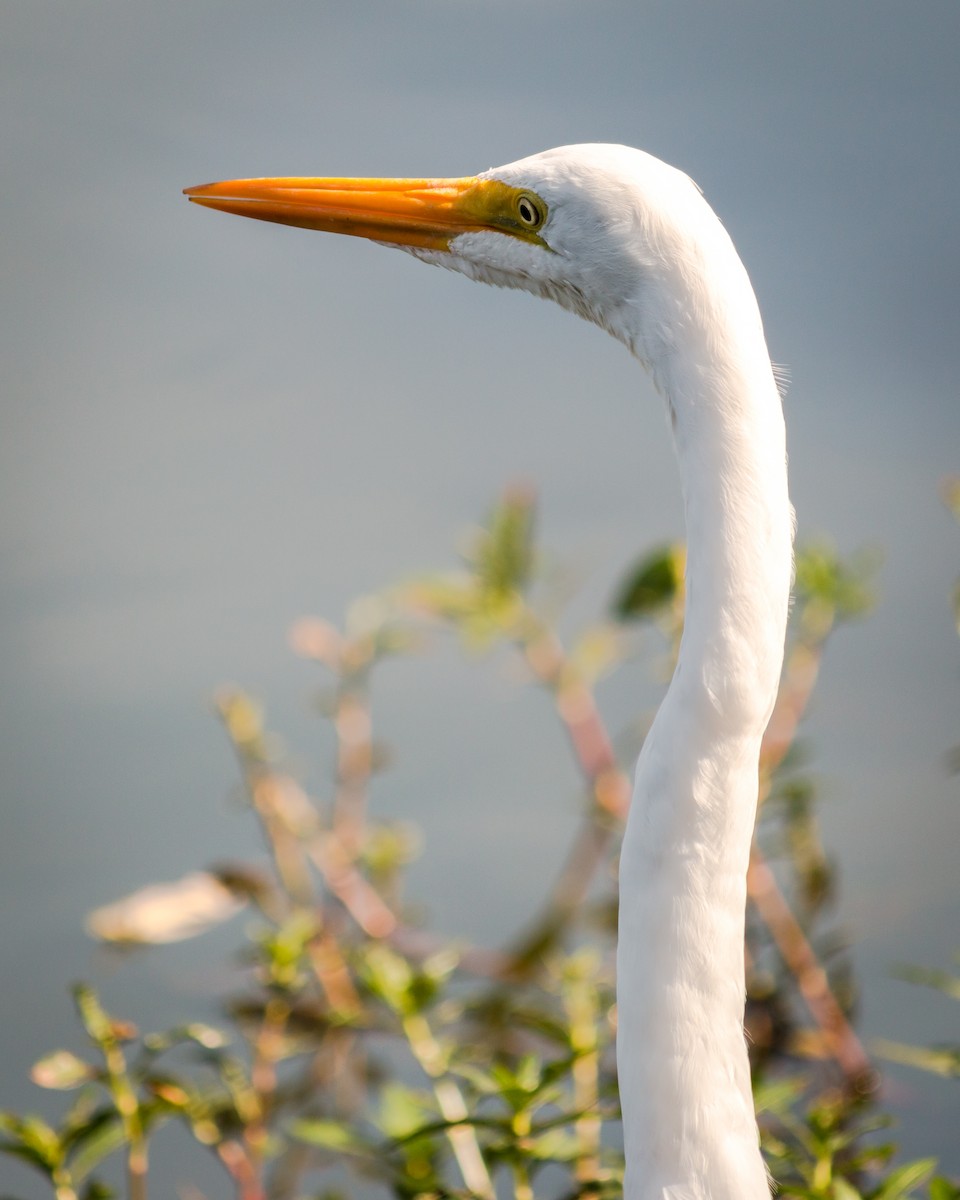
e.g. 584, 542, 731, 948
1, 491, 956, 1200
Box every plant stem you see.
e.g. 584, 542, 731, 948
747, 849, 873, 1089
402, 1012, 495, 1200
245, 996, 288, 1182
74, 986, 148, 1200
217, 1139, 267, 1200
564, 969, 601, 1197
51, 1173, 78, 1200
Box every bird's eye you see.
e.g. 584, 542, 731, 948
515, 192, 546, 230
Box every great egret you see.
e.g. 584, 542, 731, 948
186, 144, 793, 1200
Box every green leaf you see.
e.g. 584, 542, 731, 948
375, 1084, 425, 1142
874, 1038, 960, 1079
473, 488, 536, 601
0, 1139, 56, 1174
450, 1062, 503, 1097
612, 544, 683, 620
525, 1127, 582, 1162
215, 689, 270, 761
66, 1112, 126, 1182
515, 1054, 542, 1094
287, 1118, 371, 1156
388, 1114, 509, 1148
360, 823, 422, 879
80, 1182, 116, 1200
832, 1180, 863, 1200
361, 944, 414, 1013
793, 543, 877, 637
873, 1158, 938, 1199
72, 985, 117, 1047
891, 964, 960, 1002
0, 1112, 63, 1171
398, 574, 480, 622
753, 1076, 806, 1116
31, 1050, 96, 1090
142, 1023, 229, 1054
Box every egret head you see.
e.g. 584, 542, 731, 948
185, 144, 707, 353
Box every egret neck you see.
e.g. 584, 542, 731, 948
618, 206, 792, 1198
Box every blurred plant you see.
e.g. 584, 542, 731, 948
874, 960, 960, 1081
1, 490, 955, 1199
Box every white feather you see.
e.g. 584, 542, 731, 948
414, 145, 792, 1199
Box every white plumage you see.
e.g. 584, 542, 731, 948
187, 143, 794, 1199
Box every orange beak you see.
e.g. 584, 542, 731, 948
183, 174, 496, 252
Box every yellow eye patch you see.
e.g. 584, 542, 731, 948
455, 179, 551, 248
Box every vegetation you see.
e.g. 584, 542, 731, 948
1, 488, 956, 1200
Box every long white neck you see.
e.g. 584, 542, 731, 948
616, 215, 793, 1199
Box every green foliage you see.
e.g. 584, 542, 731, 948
875, 959, 960, 1080
398, 487, 538, 649
793, 543, 877, 639
758, 1082, 945, 1199
611, 542, 684, 622
1, 491, 954, 1198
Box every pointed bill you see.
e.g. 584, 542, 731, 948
185, 175, 497, 251
184, 174, 549, 251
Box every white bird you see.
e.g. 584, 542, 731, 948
186, 144, 794, 1200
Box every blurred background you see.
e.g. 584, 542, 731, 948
2, 1, 958, 1193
